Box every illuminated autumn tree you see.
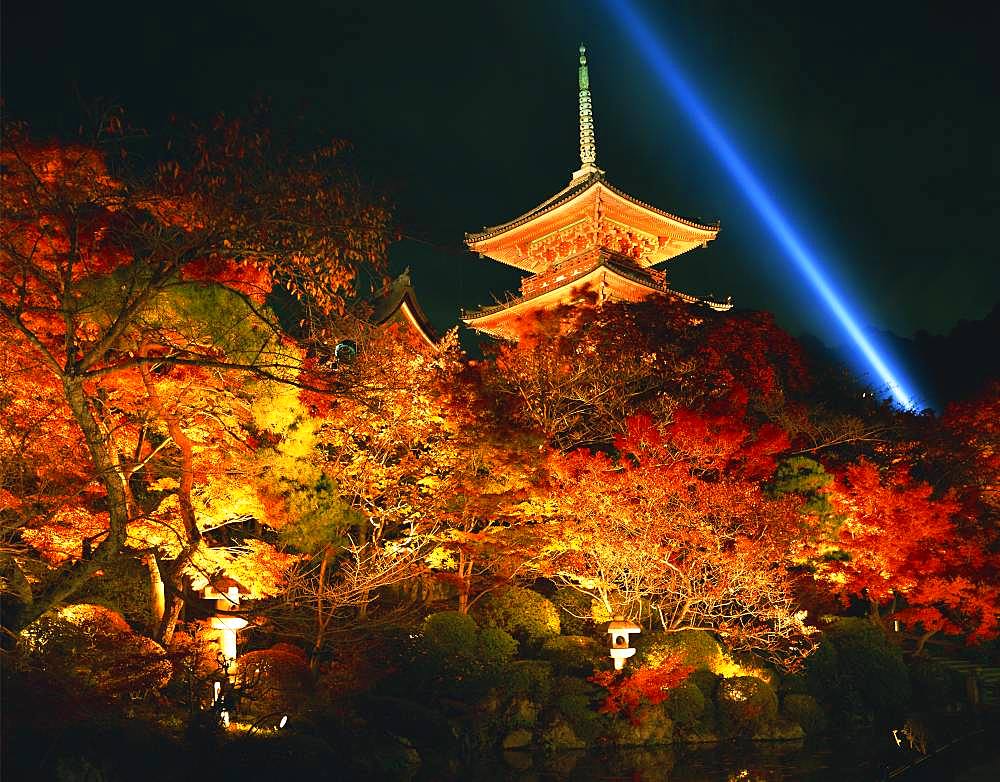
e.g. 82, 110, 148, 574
484, 296, 809, 452
299, 320, 546, 618
899, 381, 1000, 531
255, 316, 473, 657
419, 428, 551, 614
0, 113, 392, 638
590, 656, 693, 725
807, 458, 1000, 652
541, 401, 817, 669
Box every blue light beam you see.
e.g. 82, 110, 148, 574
604, 0, 920, 409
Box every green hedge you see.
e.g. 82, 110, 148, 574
716, 676, 778, 737
507, 660, 554, 702
474, 586, 560, 646
411, 611, 518, 699
781, 693, 827, 735
539, 635, 603, 674
687, 668, 721, 699
635, 629, 724, 671
806, 617, 911, 723
665, 681, 705, 726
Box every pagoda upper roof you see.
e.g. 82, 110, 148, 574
465, 171, 719, 273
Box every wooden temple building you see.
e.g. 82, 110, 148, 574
370, 268, 439, 350
462, 45, 731, 340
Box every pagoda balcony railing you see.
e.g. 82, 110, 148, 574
519, 250, 666, 297
463, 250, 671, 319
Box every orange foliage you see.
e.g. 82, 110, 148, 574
486, 298, 809, 451
1, 119, 390, 637
544, 404, 816, 668
814, 458, 1000, 643
590, 655, 693, 725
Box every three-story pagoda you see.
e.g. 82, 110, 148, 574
463, 45, 731, 339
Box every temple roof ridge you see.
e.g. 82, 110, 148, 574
461, 250, 732, 338
370, 268, 438, 347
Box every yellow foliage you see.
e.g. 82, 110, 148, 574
425, 545, 458, 570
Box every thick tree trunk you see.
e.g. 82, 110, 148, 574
145, 554, 166, 632
155, 545, 198, 646
138, 351, 201, 547
139, 351, 203, 649
914, 629, 937, 657
6, 379, 131, 636
868, 596, 885, 629
158, 596, 184, 647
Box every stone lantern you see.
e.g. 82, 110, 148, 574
607, 618, 641, 670
203, 577, 247, 667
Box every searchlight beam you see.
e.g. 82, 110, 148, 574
604, 0, 919, 408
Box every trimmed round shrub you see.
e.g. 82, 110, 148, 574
728, 650, 780, 687
635, 630, 724, 672
421, 610, 479, 653
479, 626, 519, 669
413, 611, 518, 699
507, 660, 554, 701
237, 648, 312, 716
716, 676, 778, 737
475, 586, 560, 645
687, 668, 721, 699
553, 674, 601, 698
551, 587, 596, 635
806, 617, 911, 722
21, 604, 172, 697
782, 693, 827, 735
665, 681, 705, 726
540, 635, 603, 674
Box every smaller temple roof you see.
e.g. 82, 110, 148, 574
370, 269, 438, 349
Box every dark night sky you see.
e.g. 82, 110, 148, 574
4, 1, 998, 373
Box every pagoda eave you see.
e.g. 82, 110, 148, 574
465, 175, 718, 273
463, 254, 729, 339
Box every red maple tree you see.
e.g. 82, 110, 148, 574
541, 398, 817, 669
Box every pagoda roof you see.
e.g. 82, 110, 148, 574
462, 250, 731, 339
370, 269, 438, 349
465, 172, 719, 273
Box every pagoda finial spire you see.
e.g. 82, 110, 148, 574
574, 44, 602, 180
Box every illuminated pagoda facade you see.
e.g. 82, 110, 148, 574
463, 45, 731, 339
